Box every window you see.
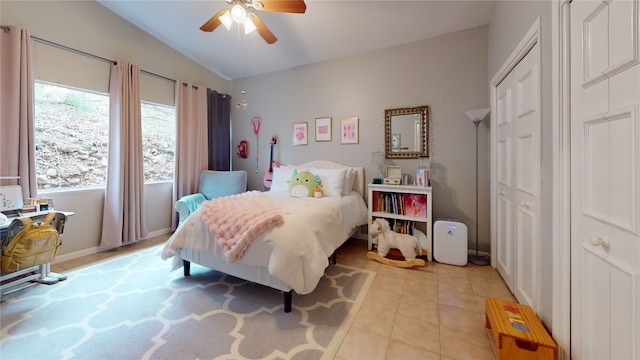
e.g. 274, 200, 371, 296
141, 101, 175, 182
34, 82, 176, 190
34, 81, 110, 190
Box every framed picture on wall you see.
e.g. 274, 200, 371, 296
292, 122, 308, 146
340, 117, 359, 144
315, 117, 332, 142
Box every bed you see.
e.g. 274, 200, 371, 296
161, 160, 368, 312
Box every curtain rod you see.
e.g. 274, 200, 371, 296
32, 35, 116, 65
29, 34, 177, 84
3, 25, 212, 90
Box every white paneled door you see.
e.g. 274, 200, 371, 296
570, 0, 640, 358
495, 41, 541, 309
496, 60, 515, 291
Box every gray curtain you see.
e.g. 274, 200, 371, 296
207, 89, 231, 171
100, 61, 148, 248
0, 26, 37, 197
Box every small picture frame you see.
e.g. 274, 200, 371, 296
315, 117, 332, 142
292, 122, 308, 146
340, 117, 359, 144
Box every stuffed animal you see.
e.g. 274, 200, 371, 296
288, 169, 322, 197
369, 218, 422, 260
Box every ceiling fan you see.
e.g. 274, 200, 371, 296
200, 0, 306, 44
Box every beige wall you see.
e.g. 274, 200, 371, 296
1, 0, 229, 259
488, 0, 554, 330
231, 26, 491, 254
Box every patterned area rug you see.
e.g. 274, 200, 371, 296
0, 245, 375, 359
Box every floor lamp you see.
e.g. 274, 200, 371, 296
465, 108, 490, 266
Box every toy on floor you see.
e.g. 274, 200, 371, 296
367, 218, 426, 268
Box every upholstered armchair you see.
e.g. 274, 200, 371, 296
175, 170, 247, 224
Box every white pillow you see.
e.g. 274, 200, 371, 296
269, 166, 296, 193
342, 168, 356, 195
310, 168, 347, 198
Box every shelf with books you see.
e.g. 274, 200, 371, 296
367, 184, 433, 261
371, 192, 427, 218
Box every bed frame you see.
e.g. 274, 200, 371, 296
178, 160, 366, 312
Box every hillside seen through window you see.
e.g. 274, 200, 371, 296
34, 81, 175, 190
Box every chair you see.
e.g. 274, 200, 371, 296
175, 170, 247, 224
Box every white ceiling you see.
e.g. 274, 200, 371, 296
96, 0, 496, 81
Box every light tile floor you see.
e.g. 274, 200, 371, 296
334, 238, 515, 360
50, 233, 514, 360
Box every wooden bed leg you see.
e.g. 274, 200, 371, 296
332, 252, 337, 265
183, 260, 191, 276
283, 291, 292, 313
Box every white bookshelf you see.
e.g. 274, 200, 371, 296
367, 184, 433, 261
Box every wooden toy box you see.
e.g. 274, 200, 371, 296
485, 297, 557, 360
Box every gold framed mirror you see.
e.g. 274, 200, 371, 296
384, 105, 429, 159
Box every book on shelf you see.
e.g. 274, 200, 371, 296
374, 192, 426, 217
404, 194, 427, 217
373, 217, 415, 235
392, 219, 414, 235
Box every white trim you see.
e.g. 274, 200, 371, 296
490, 18, 541, 87
489, 16, 541, 301
489, 19, 541, 274
551, 1, 572, 358
52, 247, 99, 264
146, 228, 171, 239
52, 228, 172, 264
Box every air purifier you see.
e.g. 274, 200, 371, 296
433, 219, 468, 266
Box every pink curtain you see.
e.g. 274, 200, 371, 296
100, 61, 148, 248
172, 81, 208, 229
0, 26, 37, 196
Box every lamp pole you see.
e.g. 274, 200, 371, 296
468, 118, 489, 266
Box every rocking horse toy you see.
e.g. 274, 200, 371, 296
367, 218, 426, 268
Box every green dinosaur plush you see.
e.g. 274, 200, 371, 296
288, 169, 322, 197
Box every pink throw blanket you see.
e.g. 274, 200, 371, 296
201, 191, 283, 263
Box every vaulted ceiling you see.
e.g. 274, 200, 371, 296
97, 1, 496, 80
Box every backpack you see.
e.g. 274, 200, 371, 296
1, 212, 63, 273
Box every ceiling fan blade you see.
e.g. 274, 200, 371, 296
253, 0, 306, 13
200, 9, 229, 32
248, 13, 277, 44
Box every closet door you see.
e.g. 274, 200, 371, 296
496, 67, 515, 290
570, 0, 640, 359
494, 42, 541, 308
512, 42, 541, 307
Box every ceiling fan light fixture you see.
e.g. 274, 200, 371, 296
220, 11, 233, 30
199, 0, 305, 44
243, 17, 257, 34
231, 4, 247, 23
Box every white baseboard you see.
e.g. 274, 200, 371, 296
53, 228, 172, 264
146, 228, 171, 239
53, 247, 99, 264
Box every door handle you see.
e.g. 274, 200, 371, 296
591, 236, 610, 249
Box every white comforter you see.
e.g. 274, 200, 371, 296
161, 191, 368, 294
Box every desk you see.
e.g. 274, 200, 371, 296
1, 211, 74, 297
